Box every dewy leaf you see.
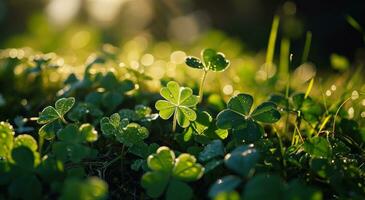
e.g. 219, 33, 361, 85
37, 106, 59, 124
208, 175, 242, 199
116, 123, 149, 147
201, 49, 230, 72
233, 120, 264, 143
14, 135, 38, 152
251, 102, 281, 123
304, 137, 332, 158
216, 110, 247, 130
224, 144, 260, 177
192, 111, 212, 134
0, 122, 15, 159
147, 146, 175, 172
155, 81, 198, 128
228, 94, 253, 116
185, 56, 204, 69
100, 113, 120, 137
37, 97, 75, 124
199, 140, 224, 162
55, 97, 76, 116
216, 93, 254, 130
172, 153, 204, 181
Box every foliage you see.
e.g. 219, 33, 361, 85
0, 43, 364, 200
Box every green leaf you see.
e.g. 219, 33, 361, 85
37, 97, 75, 124
166, 179, 193, 200
100, 113, 148, 146
0, 122, 15, 159
185, 56, 204, 69
60, 177, 108, 200
243, 174, 285, 200
100, 113, 120, 137
14, 135, 38, 152
214, 191, 240, 200
304, 137, 332, 158
251, 102, 281, 123
115, 123, 149, 147
285, 180, 323, 200
11, 146, 35, 169
224, 144, 259, 177
141, 171, 170, 198
209, 175, 241, 199
38, 121, 61, 140
216, 110, 247, 130
172, 153, 204, 181
233, 120, 264, 143
202, 49, 230, 72
192, 111, 212, 134
8, 175, 42, 200
216, 94, 254, 129
228, 94, 253, 116
55, 97, 76, 116
155, 81, 198, 128
79, 123, 98, 142
37, 106, 59, 124
142, 146, 205, 199
147, 146, 175, 172
199, 140, 224, 162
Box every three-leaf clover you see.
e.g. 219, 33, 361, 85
186, 49, 230, 102
216, 93, 281, 143
100, 113, 149, 147
52, 124, 98, 162
155, 81, 198, 132
37, 97, 75, 140
141, 146, 204, 200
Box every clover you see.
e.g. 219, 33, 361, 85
141, 146, 204, 200
216, 93, 281, 143
52, 124, 98, 162
185, 49, 230, 103
155, 81, 198, 132
100, 113, 149, 147
37, 97, 75, 140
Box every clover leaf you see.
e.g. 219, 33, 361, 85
155, 81, 198, 132
0, 122, 15, 159
100, 113, 149, 147
186, 49, 230, 72
216, 93, 281, 143
224, 144, 260, 177
141, 146, 204, 200
185, 49, 230, 102
37, 97, 75, 140
37, 97, 75, 124
52, 124, 98, 162
208, 175, 242, 199
60, 177, 108, 200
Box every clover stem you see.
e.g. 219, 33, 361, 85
172, 111, 177, 132
198, 70, 208, 103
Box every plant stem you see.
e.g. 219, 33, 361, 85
198, 70, 208, 103
172, 110, 177, 132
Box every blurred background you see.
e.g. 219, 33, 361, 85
0, 0, 364, 122
0, 0, 364, 67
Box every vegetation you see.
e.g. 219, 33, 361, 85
0, 14, 364, 200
